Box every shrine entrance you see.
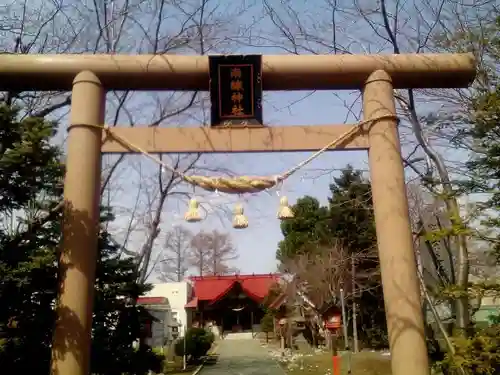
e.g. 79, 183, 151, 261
211, 282, 263, 334
186, 274, 276, 335
0, 52, 476, 375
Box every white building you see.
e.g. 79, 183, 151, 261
135, 296, 175, 348
145, 282, 193, 336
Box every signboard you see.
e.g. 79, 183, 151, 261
209, 55, 263, 127
325, 314, 342, 330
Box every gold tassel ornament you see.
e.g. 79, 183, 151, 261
277, 196, 294, 220
232, 203, 248, 229
185, 198, 202, 223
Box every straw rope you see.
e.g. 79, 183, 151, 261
95, 115, 397, 194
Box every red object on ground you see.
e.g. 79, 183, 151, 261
332, 355, 341, 375
185, 274, 280, 308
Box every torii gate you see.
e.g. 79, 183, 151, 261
0, 53, 475, 375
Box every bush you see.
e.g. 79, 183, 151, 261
174, 328, 215, 362
436, 324, 500, 375
261, 312, 274, 343
361, 326, 389, 350
128, 346, 164, 375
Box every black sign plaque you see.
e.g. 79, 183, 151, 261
209, 55, 263, 127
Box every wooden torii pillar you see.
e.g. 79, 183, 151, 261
0, 52, 476, 375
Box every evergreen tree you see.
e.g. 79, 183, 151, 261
425, 14, 500, 373
277, 196, 332, 262
260, 312, 275, 343
0, 104, 162, 374
328, 166, 387, 348
463, 14, 500, 325
277, 166, 388, 348
466, 16, 500, 255
0, 104, 63, 371
328, 167, 376, 253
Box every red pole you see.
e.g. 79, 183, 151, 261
332, 355, 341, 375
331, 330, 341, 375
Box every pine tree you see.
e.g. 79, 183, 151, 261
328, 166, 387, 348
277, 166, 388, 348
466, 15, 500, 254
428, 14, 500, 373
277, 196, 332, 262
0, 104, 162, 374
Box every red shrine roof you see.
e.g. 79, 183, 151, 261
185, 274, 280, 308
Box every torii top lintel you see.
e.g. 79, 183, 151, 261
0, 53, 475, 92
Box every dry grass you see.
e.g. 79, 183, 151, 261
281, 351, 392, 375
165, 369, 196, 375
164, 343, 219, 375
163, 356, 197, 375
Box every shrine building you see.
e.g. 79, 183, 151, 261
185, 273, 280, 335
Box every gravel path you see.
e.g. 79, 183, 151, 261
199, 339, 285, 375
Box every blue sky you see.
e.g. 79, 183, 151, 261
108, 89, 368, 278
41, 0, 479, 280
172, 92, 368, 275
97, 0, 380, 279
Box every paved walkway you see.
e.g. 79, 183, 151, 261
200, 339, 284, 375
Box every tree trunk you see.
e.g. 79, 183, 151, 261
352, 257, 359, 353
177, 241, 182, 282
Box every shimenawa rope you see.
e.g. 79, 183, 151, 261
95, 114, 397, 194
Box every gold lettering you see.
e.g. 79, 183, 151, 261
231, 92, 244, 103
230, 80, 244, 91
231, 68, 242, 79
231, 104, 244, 116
